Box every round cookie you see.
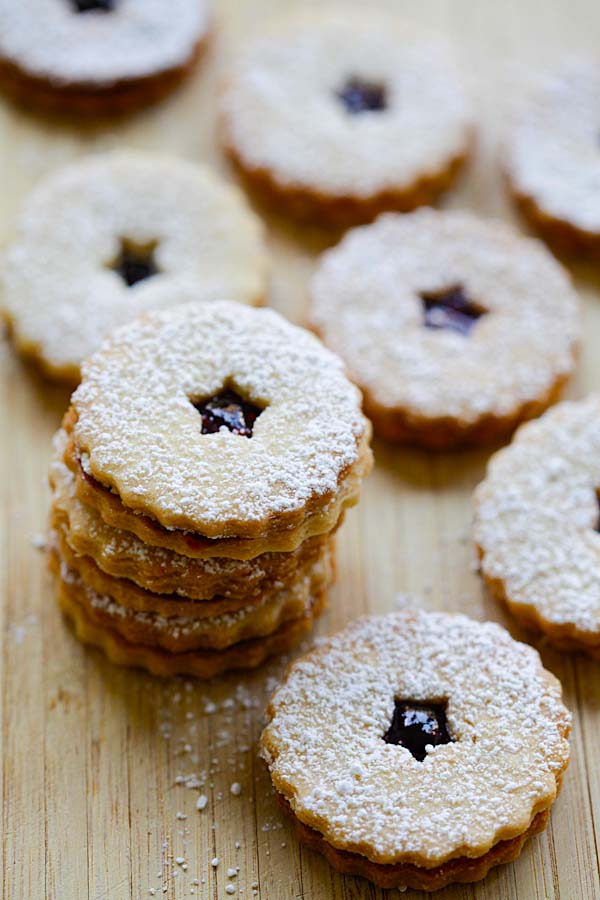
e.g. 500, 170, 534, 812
219, 10, 473, 227
261, 610, 571, 891
1, 152, 268, 384
474, 395, 600, 658
506, 58, 600, 257
68, 301, 372, 543
310, 208, 580, 449
0, 0, 210, 116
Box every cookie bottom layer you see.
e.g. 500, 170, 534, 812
363, 373, 569, 450
509, 181, 600, 259
0, 36, 207, 118
479, 561, 600, 661
55, 574, 326, 678
276, 793, 548, 891
224, 141, 470, 229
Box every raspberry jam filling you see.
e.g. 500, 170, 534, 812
192, 389, 262, 438
383, 700, 453, 761
336, 77, 387, 114
71, 0, 116, 12
111, 240, 159, 287
421, 285, 486, 336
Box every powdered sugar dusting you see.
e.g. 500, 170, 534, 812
474, 395, 600, 637
508, 57, 600, 233
1, 152, 266, 379
72, 301, 368, 533
220, 10, 473, 197
0, 0, 209, 85
261, 610, 570, 866
311, 209, 579, 422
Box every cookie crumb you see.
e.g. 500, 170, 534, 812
31, 532, 47, 550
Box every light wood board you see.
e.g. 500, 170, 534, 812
2, 1, 600, 898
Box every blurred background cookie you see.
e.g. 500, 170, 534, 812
506, 58, 600, 258
310, 208, 580, 449
220, 10, 474, 227
0, 151, 268, 384
0, 0, 211, 116
474, 395, 600, 658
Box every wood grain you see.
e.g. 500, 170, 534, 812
2, 1, 600, 898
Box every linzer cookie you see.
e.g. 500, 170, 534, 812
65, 302, 371, 541
260, 610, 571, 891
506, 59, 600, 257
219, 10, 473, 227
1, 152, 267, 384
49, 301, 372, 676
310, 208, 580, 449
474, 396, 600, 658
0, 0, 210, 116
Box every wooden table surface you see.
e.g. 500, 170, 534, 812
3, 2, 600, 898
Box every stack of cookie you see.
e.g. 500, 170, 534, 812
47, 301, 372, 677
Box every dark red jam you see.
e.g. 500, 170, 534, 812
193, 390, 262, 438
383, 700, 453, 761
421, 285, 486, 336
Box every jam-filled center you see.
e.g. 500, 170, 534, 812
421, 284, 486, 336
70, 0, 116, 12
336, 77, 387, 114
192, 389, 263, 438
110, 240, 159, 287
383, 700, 453, 761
